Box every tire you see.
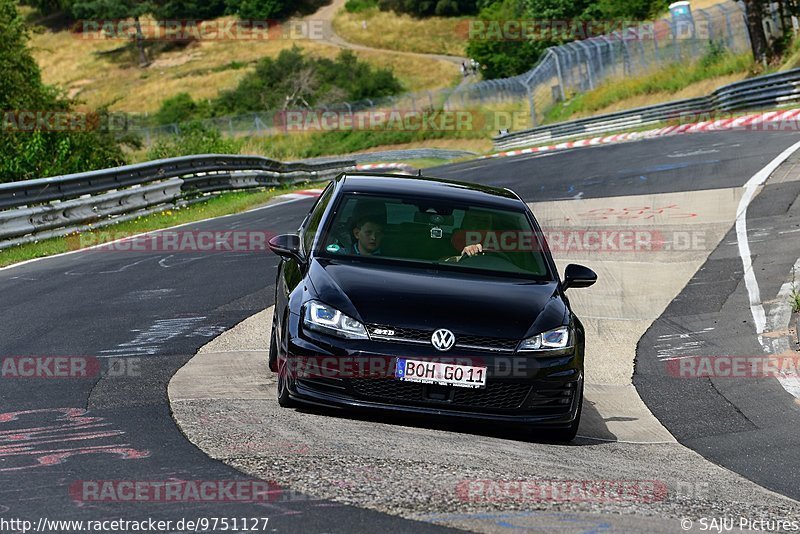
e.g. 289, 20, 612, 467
276, 351, 297, 408
268, 317, 278, 373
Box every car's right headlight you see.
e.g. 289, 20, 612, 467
303, 301, 369, 340
517, 326, 572, 352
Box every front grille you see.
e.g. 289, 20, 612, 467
367, 324, 519, 353
350, 378, 532, 410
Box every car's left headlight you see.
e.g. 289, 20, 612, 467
518, 326, 572, 352
303, 301, 369, 340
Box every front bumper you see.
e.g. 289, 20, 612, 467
281, 317, 583, 428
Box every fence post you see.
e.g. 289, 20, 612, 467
634, 28, 647, 72
552, 48, 566, 101
651, 21, 660, 62
697, 8, 714, 42
602, 35, 616, 78
526, 85, 537, 128
670, 20, 680, 62
589, 39, 604, 80
578, 41, 595, 90
720, 4, 736, 49
615, 31, 632, 76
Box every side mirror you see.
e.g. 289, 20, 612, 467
269, 234, 304, 264
562, 263, 597, 291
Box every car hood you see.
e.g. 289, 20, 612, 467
307, 258, 565, 340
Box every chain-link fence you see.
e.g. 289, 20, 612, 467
134, 1, 752, 143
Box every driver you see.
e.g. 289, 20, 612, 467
351, 214, 384, 256
343, 214, 480, 259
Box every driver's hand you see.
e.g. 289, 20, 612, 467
461, 244, 483, 257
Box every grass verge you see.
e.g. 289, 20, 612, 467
543, 52, 754, 124
0, 184, 318, 268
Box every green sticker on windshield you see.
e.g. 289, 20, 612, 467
327, 244, 341, 253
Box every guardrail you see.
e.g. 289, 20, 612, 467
0, 154, 355, 249
493, 68, 800, 151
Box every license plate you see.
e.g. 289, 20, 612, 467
395, 359, 487, 389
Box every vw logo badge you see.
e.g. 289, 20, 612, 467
431, 329, 455, 351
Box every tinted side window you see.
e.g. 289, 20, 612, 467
301, 184, 335, 255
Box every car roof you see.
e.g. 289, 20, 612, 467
337, 173, 525, 209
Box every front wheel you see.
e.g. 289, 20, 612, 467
276, 354, 296, 408
268, 317, 278, 372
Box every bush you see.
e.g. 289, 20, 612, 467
147, 122, 242, 160
344, 0, 378, 12
155, 93, 211, 125
211, 47, 403, 116
377, 0, 479, 16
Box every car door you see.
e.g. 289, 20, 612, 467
275, 182, 336, 344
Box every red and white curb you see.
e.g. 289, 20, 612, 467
273, 164, 417, 203
485, 108, 800, 159
275, 188, 324, 201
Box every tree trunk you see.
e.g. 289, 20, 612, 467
744, 0, 772, 63
134, 16, 149, 67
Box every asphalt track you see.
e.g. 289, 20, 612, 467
636, 147, 800, 501
1, 129, 799, 532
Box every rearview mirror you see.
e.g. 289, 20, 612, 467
268, 234, 303, 263
562, 263, 597, 291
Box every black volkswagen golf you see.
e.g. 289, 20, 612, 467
268, 173, 597, 441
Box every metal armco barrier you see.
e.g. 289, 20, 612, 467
0, 154, 355, 248
494, 68, 800, 151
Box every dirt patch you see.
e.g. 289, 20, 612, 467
66, 78, 95, 99
149, 51, 202, 69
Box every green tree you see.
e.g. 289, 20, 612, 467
1, 0, 131, 181
377, 0, 479, 16
467, 0, 548, 79
70, 0, 155, 66
153, 0, 227, 19
224, 0, 291, 19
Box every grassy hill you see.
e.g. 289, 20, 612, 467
26, 10, 460, 114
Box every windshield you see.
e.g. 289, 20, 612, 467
315, 193, 552, 278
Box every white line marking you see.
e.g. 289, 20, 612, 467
764, 258, 800, 399
736, 139, 800, 334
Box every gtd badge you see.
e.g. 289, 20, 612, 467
431, 329, 455, 351
373, 328, 395, 336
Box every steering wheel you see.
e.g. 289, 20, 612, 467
456, 249, 516, 265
